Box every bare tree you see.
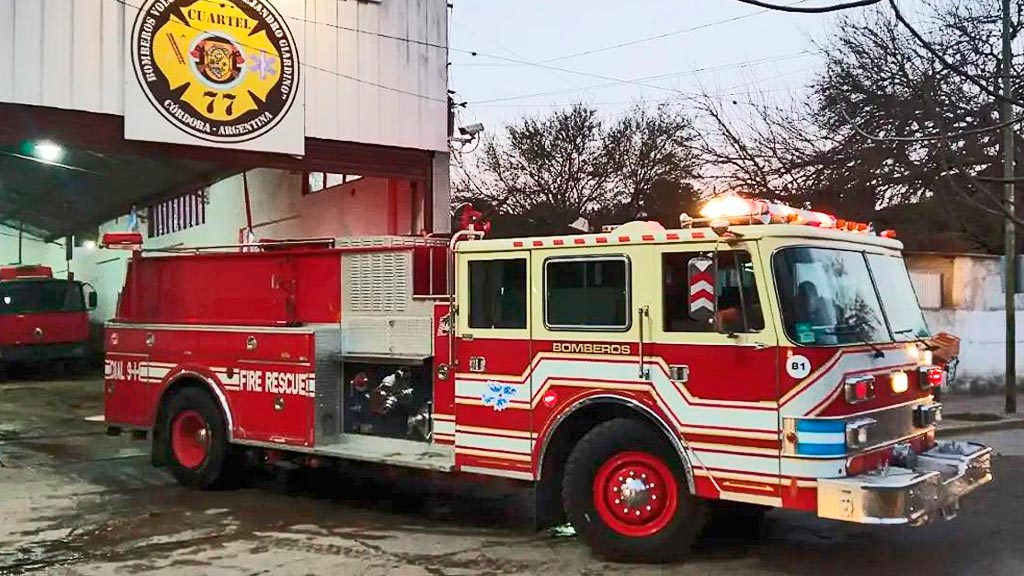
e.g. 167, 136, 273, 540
454, 102, 701, 236
697, 2, 1024, 251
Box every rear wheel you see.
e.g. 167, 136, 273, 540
162, 387, 235, 489
563, 418, 706, 563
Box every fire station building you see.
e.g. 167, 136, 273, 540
0, 0, 451, 323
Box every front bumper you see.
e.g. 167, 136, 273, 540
817, 441, 993, 525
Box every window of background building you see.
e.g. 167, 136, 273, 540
304, 172, 364, 195
148, 190, 206, 238
468, 259, 527, 329
545, 257, 629, 330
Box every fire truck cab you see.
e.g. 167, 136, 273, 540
101, 198, 992, 563
0, 265, 96, 368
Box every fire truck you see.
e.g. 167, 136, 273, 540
0, 265, 96, 369
100, 198, 992, 563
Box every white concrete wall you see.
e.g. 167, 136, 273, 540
923, 309, 1024, 392
0, 225, 65, 272
0, 0, 449, 152
909, 256, 1024, 393
68, 168, 425, 323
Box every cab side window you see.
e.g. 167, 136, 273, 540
469, 259, 527, 329
663, 251, 764, 333
545, 257, 630, 330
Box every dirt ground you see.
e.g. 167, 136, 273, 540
2, 374, 1023, 575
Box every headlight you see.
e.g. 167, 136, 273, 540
891, 371, 909, 394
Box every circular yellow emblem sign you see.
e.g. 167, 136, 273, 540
131, 0, 299, 143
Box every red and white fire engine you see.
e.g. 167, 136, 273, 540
0, 265, 96, 369
101, 198, 992, 562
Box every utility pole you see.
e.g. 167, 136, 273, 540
1002, 0, 1018, 415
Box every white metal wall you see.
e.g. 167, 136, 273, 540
0, 0, 449, 152
0, 224, 65, 270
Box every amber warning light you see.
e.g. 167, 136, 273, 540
690, 194, 894, 238
101, 232, 144, 251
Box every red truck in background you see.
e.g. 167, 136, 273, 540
0, 265, 97, 370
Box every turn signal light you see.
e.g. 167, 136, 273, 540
845, 375, 876, 404
920, 366, 945, 389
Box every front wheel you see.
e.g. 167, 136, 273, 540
161, 387, 236, 489
563, 418, 706, 563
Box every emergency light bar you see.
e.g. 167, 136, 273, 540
0, 265, 54, 280
684, 194, 896, 238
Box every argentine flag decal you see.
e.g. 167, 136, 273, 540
795, 419, 846, 456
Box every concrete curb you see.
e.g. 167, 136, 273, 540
936, 417, 1024, 437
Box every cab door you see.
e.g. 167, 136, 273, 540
648, 241, 782, 504
453, 250, 534, 477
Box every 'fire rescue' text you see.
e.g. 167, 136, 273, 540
238, 370, 314, 396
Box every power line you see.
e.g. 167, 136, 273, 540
471, 80, 808, 109
193, 0, 451, 53
467, 51, 817, 105
134, 0, 786, 107
840, 108, 1024, 142
533, 0, 810, 64
112, 0, 446, 102
451, 21, 584, 90
732, 0, 882, 13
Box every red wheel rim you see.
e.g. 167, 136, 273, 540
593, 451, 679, 537
171, 410, 210, 469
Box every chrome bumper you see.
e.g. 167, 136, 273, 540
817, 441, 993, 525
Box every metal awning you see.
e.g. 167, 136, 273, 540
0, 103, 438, 242
0, 143, 234, 241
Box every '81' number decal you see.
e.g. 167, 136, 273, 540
786, 355, 812, 379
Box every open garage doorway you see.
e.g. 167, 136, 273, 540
0, 103, 448, 332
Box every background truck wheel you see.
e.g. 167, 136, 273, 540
161, 387, 236, 489
563, 418, 706, 563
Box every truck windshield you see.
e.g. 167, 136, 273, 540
0, 280, 85, 315
773, 247, 927, 346
865, 253, 930, 341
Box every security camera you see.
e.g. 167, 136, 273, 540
459, 123, 485, 137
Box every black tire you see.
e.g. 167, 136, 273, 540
161, 387, 237, 489
563, 418, 707, 563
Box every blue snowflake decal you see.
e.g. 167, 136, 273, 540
482, 382, 517, 412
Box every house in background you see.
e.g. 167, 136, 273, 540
906, 252, 1024, 394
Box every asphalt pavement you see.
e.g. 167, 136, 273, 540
2, 375, 1022, 575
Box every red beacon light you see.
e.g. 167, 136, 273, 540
101, 232, 144, 251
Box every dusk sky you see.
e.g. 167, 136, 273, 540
448, 0, 845, 131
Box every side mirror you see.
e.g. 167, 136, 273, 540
687, 256, 716, 323
88, 291, 98, 310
